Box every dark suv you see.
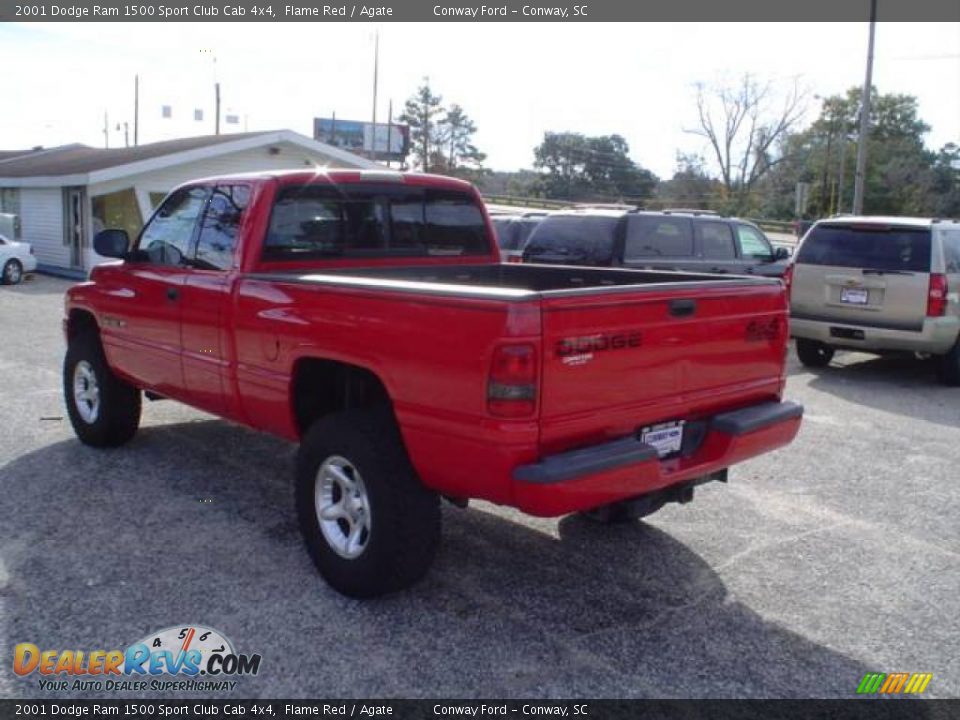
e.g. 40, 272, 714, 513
521, 208, 790, 277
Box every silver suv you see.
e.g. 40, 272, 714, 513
789, 216, 960, 385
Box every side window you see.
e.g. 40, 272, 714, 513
139, 187, 209, 266
736, 225, 774, 261
942, 230, 960, 274
195, 185, 250, 271
624, 217, 694, 259
698, 221, 737, 260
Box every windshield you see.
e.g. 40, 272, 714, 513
523, 215, 619, 264
263, 184, 490, 261
797, 225, 931, 273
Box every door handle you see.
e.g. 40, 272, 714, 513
669, 299, 696, 317
166, 287, 179, 301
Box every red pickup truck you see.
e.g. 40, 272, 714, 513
63, 170, 802, 597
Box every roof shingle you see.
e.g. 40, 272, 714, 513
0, 132, 276, 178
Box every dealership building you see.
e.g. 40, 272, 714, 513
0, 130, 378, 277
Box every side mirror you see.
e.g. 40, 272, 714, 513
93, 229, 131, 259
774, 246, 792, 260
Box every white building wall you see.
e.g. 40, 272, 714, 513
19, 188, 67, 268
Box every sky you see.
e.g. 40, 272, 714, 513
1, 21, 958, 178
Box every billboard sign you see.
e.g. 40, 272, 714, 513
314, 118, 409, 162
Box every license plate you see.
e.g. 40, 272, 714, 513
640, 421, 684, 457
840, 287, 869, 305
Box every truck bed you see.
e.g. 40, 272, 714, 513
252, 263, 778, 299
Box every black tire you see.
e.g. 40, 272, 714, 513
937, 339, 960, 386
796, 338, 835, 368
2, 259, 23, 285
63, 331, 141, 447
296, 409, 441, 597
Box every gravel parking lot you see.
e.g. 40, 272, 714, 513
1, 274, 957, 699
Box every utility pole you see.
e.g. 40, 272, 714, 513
133, 74, 139, 146
371, 30, 379, 160
215, 82, 221, 135
837, 136, 848, 213
852, 0, 877, 215
386, 99, 393, 169
103, 112, 109, 149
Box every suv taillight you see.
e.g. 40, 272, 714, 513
782, 263, 794, 298
927, 274, 948, 317
487, 344, 537, 418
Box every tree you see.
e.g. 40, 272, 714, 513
398, 79, 444, 172
930, 143, 960, 218
439, 104, 486, 173
759, 87, 946, 218
686, 74, 806, 213
654, 153, 724, 210
532, 132, 657, 202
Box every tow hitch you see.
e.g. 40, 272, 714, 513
583, 469, 728, 524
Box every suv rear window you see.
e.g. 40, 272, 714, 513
797, 225, 932, 273
523, 215, 618, 264
263, 184, 489, 261
624, 216, 694, 259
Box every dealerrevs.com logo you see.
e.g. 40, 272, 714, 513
13, 625, 261, 693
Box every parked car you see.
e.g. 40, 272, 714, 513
0, 233, 37, 285
65, 170, 801, 597
789, 216, 960, 384
491, 212, 546, 263
521, 208, 791, 277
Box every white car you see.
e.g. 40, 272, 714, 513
0, 233, 37, 285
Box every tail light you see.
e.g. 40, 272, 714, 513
487, 344, 537, 418
782, 263, 794, 298
507, 255, 523, 264
927, 274, 948, 317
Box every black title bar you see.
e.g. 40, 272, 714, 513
2, 0, 960, 22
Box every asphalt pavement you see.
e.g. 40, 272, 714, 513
1, 275, 957, 699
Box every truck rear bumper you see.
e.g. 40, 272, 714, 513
511, 400, 802, 516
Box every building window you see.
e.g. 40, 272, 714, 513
194, 109, 204, 122
161, 105, 172, 119
91, 188, 144, 243
0, 188, 21, 239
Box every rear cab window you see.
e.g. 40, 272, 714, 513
624, 216, 693, 259
523, 215, 619, 264
262, 184, 489, 261
797, 224, 932, 273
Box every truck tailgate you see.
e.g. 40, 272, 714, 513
539, 282, 787, 454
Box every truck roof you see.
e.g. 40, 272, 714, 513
183, 168, 477, 192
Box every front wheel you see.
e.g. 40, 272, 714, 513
295, 409, 440, 597
63, 332, 141, 446
2, 259, 23, 285
796, 338, 835, 368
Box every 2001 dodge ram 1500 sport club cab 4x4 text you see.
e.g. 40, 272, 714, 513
63, 169, 802, 597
